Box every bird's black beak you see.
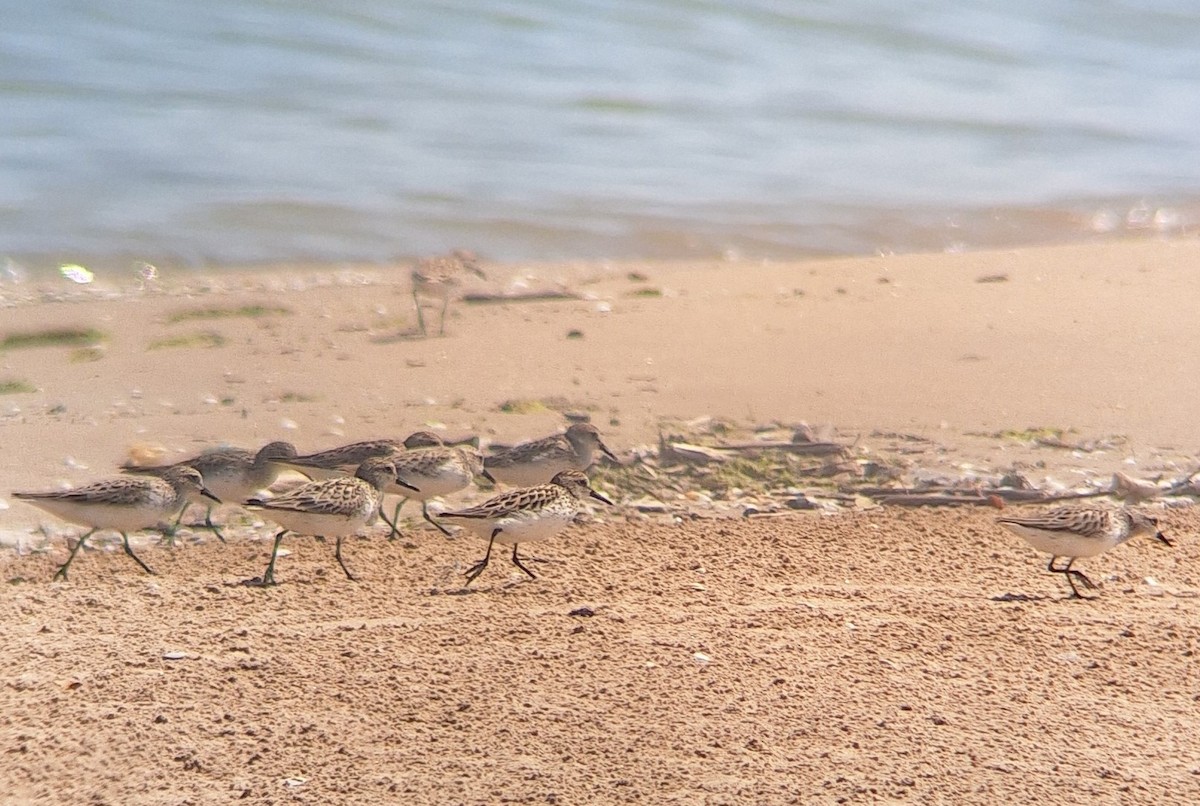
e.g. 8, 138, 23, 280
1155, 530, 1173, 548
590, 490, 613, 506
395, 476, 420, 493
481, 468, 496, 483
599, 441, 618, 463
201, 488, 222, 504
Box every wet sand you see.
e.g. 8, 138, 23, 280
1, 239, 1199, 803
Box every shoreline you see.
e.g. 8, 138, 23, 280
3, 238, 1200, 507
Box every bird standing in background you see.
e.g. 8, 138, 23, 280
411, 249, 487, 336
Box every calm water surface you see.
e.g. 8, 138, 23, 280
2, 0, 1199, 273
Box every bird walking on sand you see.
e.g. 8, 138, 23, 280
411, 249, 487, 336
121, 440, 297, 543
13, 466, 221, 580
438, 470, 612, 585
483, 423, 618, 488
275, 431, 440, 481
378, 444, 486, 539
243, 457, 414, 586
996, 505, 1172, 598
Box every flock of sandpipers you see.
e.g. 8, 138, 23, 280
12, 422, 616, 587
8, 419, 1176, 598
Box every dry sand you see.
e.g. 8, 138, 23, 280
1, 239, 1199, 803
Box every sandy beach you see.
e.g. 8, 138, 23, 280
2, 239, 1199, 803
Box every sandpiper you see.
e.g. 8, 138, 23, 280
996, 505, 1172, 598
379, 444, 486, 538
13, 466, 221, 580
243, 457, 414, 586
483, 423, 617, 487
438, 469, 612, 585
122, 440, 297, 542
277, 431, 440, 481
411, 249, 487, 336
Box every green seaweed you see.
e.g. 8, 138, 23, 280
148, 331, 226, 350
0, 379, 35, 394
1, 328, 105, 350
166, 304, 291, 324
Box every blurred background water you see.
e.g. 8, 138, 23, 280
2, 0, 1199, 274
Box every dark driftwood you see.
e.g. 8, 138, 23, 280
463, 290, 581, 305
876, 488, 1111, 507
878, 495, 994, 507
719, 441, 846, 456
1163, 467, 1200, 495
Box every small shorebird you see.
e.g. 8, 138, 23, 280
243, 457, 414, 586
122, 440, 297, 542
276, 431, 440, 481
411, 249, 487, 336
379, 444, 486, 539
13, 466, 221, 580
483, 423, 618, 487
438, 469, 612, 585
996, 505, 1172, 598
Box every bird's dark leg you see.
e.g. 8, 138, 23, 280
121, 532, 156, 575
334, 536, 357, 581
1049, 556, 1095, 599
202, 505, 226, 544
464, 528, 500, 585
413, 289, 426, 335
424, 501, 452, 537
438, 295, 449, 336
510, 544, 536, 580
159, 504, 190, 546
253, 530, 287, 586
53, 528, 97, 581
1062, 557, 1097, 597
382, 498, 407, 541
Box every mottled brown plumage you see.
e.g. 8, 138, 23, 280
14, 465, 220, 580
380, 445, 485, 538
997, 505, 1171, 598
411, 249, 487, 336
121, 440, 296, 541
245, 457, 410, 585
440, 470, 613, 584
483, 423, 617, 487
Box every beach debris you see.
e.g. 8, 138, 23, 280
463, 289, 581, 304
630, 496, 669, 513
976, 273, 1009, 283
664, 442, 732, 464
162, 650, 190, 660
581, 416, 1200, 521
59, 264, 94, 284
1110, 471, 1160, 502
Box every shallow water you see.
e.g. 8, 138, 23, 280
2, 0, 1199, 273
